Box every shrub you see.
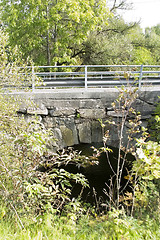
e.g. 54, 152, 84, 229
0, 29, 89, 228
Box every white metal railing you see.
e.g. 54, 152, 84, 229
2, 65, 160, 91
32, 65, 160, 91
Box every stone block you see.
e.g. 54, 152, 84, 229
60, 125, 78, 147
133, 99, 155, 115
49, 107, 75, 117
77, 122, 92, 143
91, 121, 103, 143
51, 127, 63, 150
78, 109, 106, 119
42, 116, 57, 128
79, 99, 104, 108
41, 99, 81, 108
107, 110, 123, 118
27, 103, 48, 115
18, 107, 27, 114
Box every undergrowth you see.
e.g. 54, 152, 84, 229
0, 209, 160, 240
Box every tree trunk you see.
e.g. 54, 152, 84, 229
46, 5, 51, 66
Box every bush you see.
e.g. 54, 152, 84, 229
0, 29, 89, 228
148, 98, 160, 142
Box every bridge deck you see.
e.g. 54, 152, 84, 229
8, 86, 160, 102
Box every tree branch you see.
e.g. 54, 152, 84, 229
110, 0, 132, 12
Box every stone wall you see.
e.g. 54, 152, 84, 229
17, 87, 160, 150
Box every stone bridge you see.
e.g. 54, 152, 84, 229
15, 87, 160, 150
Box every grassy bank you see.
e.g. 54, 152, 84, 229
0, 210, 160, 240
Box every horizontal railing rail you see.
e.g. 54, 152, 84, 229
1, 65, 160, 91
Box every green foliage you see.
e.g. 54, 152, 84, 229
0, 0, 110, 65
0, 29, 34, 90
79, 16, 160, 66
129, 132, 160, 216
2, 0, 160, 66
148, 99, 160, 142
96, 83, 160, 219
1, 208, 160, 239
134, 137, 160, 180
81, 16, 137, 65
144, 26, 160, 64
0, 29, 89, 229
131, 46, 154, 65
98, 84, 142, 211
0, 95, 89, 221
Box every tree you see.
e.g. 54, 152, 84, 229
144, 25, 160, 64
0, 0, 110, 66
80, 16, 140, 65
80, 17, 160, 66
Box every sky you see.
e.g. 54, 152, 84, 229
108, 0, 160, 30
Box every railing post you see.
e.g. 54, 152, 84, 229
139, 64, 143, 90
85, 65, 88, 90
32, 66, 35, 92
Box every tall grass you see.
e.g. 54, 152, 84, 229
0, 210, 160, 240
